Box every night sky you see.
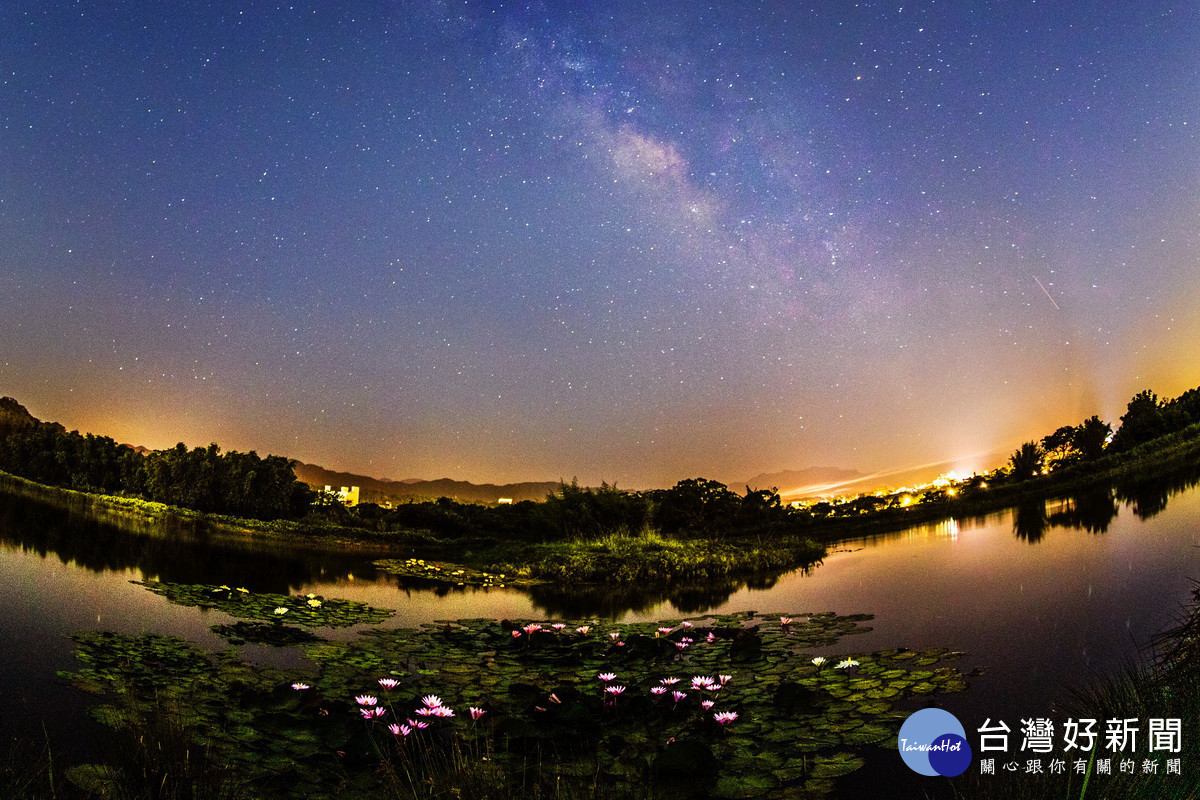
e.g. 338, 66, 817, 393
2, 1, 1198, 488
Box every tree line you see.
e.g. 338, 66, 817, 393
0, 398, 313, 520
327, 476, 803, 543
4, 381, 1199, 537
1006, 385, 1200, 480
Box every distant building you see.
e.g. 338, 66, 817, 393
324, 485, 360, 507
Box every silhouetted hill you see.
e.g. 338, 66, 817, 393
0, 397, 41, 431
293, 462, 561, 504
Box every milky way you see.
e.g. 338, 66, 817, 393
1, 1, 1197, 486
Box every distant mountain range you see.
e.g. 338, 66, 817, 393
740, 467, 867, 498
3, 395, 867, 504
294, 461, 867, 505
293, 462, 562, 505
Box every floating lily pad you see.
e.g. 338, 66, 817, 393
134, 581, 394, 627
63, 610, 967, 800
211, 622, 323, 646
374, 557, 544, 587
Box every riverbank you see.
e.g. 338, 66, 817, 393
2, 419, 1197, 587
801, 421, 1200, 541
0, 470, 417, 556
0, 470, 828, 585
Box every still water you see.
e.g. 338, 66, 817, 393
3, 468, 1199, 792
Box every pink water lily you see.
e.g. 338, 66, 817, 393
718, 674, 732, 685
780, 616, 793, 625
551, 623, 567, 631
656, 627, 673, 636
597, 672, 616, 682
650, 686, 667, 695
355, 695, 378, 706
576, 626, 590, 635
469, 707, 487, 720
429, 706, 454, 718
291, 682, 310, 691
680, 621, 693, 628
705, 632, 716, 643
389, 723, 411, 736
691, 676, 716, 691
421, 695, 443, 708
377, 678, 400, 690
604, 685, 626, 696
701, 700, 715, 710
660, 677, 680, 686
522, 623, 542, 634
407, 718, 430, 730
609, 632, 621, 640
511, 630, 522, 638
713, 711, 739, 725
675, 642, 690, 650
672, 690, 687, 703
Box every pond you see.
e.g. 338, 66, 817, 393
2, 465, 1199, 797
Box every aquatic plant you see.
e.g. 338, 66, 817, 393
135, 581, 394, 627
61, 609, 968, 799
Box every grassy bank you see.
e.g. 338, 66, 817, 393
0, 470, 431, 555
3, 419, 1198, 586
0, 470, 827, 586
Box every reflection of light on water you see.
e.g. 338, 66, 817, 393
931, 518, 959, 540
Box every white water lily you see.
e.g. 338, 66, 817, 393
811, 656, 827, 667
835, 658, 860, 669
273, 607, 289, 615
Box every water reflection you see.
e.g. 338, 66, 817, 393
1047, 487, 1120, 534
1015, 487, 1121, 541
1115, 461, 1200, 521
2, 459, 1200, 619
526, 568, 803, 618
1012, 500, 1050, 542
0, 492, 385, 593
1007, 463, 1200, 544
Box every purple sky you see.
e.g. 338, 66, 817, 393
2, 1, 1198, 487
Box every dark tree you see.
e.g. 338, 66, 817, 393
1008, 441, 1044, 481
1110, 390, 1167, 452
1072, 415, 1112, 460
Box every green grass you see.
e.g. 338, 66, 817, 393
496, 529, 826, 584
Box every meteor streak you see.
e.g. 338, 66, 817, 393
1033, 276, 1060, 310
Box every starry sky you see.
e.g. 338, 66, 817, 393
2, 1, 1198, 488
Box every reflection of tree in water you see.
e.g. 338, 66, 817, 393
0, 493, 381, 593
1047, 487, 1120, 534
527, 580, 739, 618
1013, 488, 1120, 541
1114, 462, 1200, 521
1013, 501, 1049, 543
528, 564, 814, 618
